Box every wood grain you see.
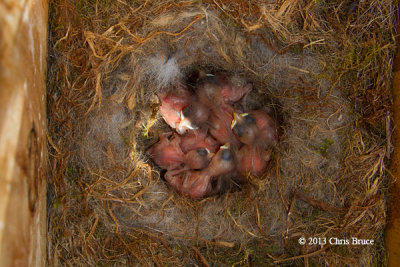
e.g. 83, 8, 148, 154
0, 1, 48, 266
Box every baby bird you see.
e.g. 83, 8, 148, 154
236, 145, 271, 177
147, 133, 184, 170
196, 72, 252, 106
158, 84, 213, 134
232, 110, 278, 147
148, 132, 214, 171
164, 144, 236, 199
158, 84, 193, 131
179, 128, 219, 154
203, 144, 236, 177
165, 169, 209, 199
215, 72, 253, 104
184, 148, 214, 170
208, 105, 241, 147
176, 101, 210, 134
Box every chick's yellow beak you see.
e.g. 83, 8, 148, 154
231, 113, 239, 129
220, 143, 230, 149
231, 112, 248, 129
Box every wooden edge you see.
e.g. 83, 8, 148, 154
0, 0, 48, 266
385, 1, 400, 265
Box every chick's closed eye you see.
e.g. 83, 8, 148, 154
245, 115, 256, 124
233, 124, 244, 137
221, 149, 233, 161
197, 148, 208, 156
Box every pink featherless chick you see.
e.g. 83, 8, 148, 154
231, 110, 278, 147
196, 73, 252, 106
176, 100, 211, 135
208, 104, 241, 147
148, 132, 214, 170
184, 148, 214, 170
179, 128, 219, 154
147, 133, 185, 170
195, 76, 243, 147
236, 145, 272, 177
165, 169, 205, 199
165, 144, 236, 199
158, 83, 194, 133
214, 72, 252, 104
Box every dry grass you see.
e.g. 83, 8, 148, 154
47, 0, 396, 265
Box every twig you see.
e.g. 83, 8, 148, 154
276, 152, 289, 211
85, 71, 102, 115
84, 214, 99, 247
255, 203, 269, 238
107, 202, 120, 233
117, 233, 144, 264
273, 245, 330, 263
191, 246, 210, 267
121, 14, 203, 44
284, 195, 296, 245
293, 190, 345, 213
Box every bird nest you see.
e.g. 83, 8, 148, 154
47, 0, 396, 265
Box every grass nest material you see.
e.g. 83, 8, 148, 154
47, 0, 396, 265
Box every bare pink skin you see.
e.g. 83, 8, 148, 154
164, 146, 236, 199
196, 81, 224, 107
237, 145, 271, 177
180, 171, 212, 199
149, 131, 215, 171
233, 110, 278, 147
196, 73, 252, 106
165, 169, 212, 199
184, 148, 213, 170
177, 101, 210, 134
203, 146, 236, 177
147, 133, 185, 170
164, 168, 187, 193
215, 72, 253, 104
158, 85, 192, 130
208, 106, 240, 147
195, 75, 249, 147
250, 110, 278, 146
179, 128, 219, 154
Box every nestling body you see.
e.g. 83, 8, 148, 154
147, 133, 184, 170
158, 85, 192, 131
164, 144, 235, 198
232, 110, 278, 147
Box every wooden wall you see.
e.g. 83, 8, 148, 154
0, 0, 48, 266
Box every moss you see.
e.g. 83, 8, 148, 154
316, 138, 334, 157
230, 198, 245, 216
52, 197, 63, 209
65, 165, 74, 176
220, 13, 238, 28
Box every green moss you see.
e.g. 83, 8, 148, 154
230, 198, 245, 216
65, 166, 74, 176
52, 197, 63, 209
220, 13, 238, 28
317, 138, 334, 156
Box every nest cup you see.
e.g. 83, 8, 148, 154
47, 0, 395, 265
